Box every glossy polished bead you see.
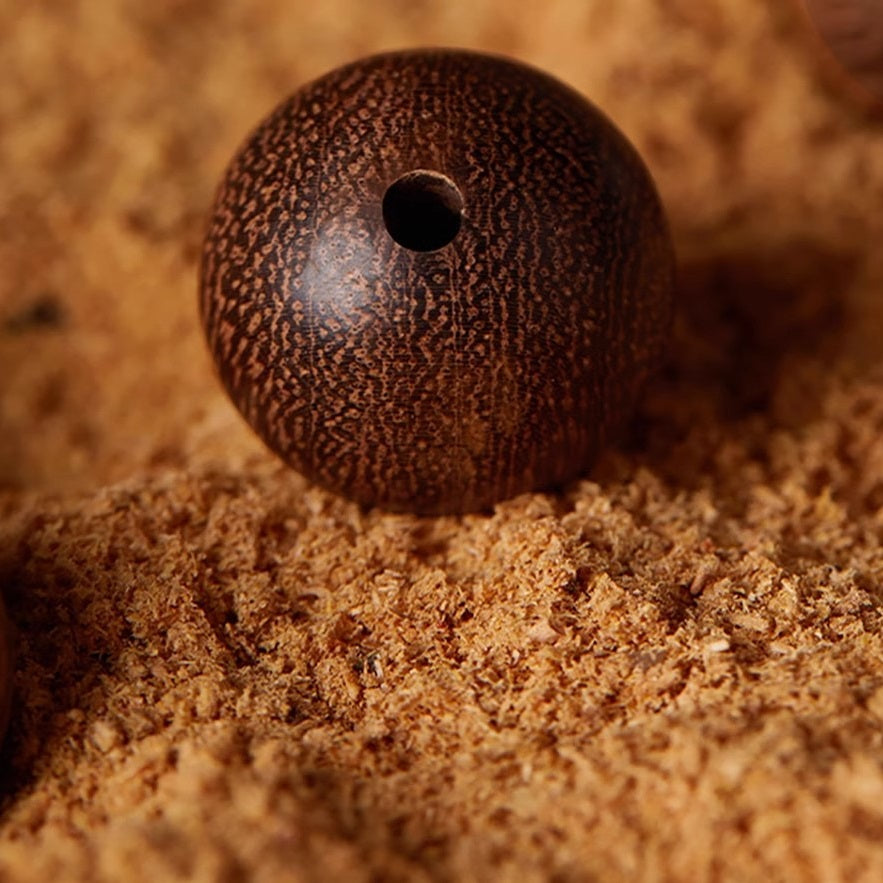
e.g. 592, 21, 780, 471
200, 50, 674, 514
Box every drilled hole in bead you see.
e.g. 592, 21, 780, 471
382, 170, 463, 252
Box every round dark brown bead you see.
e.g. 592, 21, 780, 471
200, 49, 674, 514
0, 596, 11, 746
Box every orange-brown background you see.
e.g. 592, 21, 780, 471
2, 1, 883, 880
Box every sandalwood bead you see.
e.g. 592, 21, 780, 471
803, 0, 883, 103
200, 50, 674, 514
0, 597, 11, 745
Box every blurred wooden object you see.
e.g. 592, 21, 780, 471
803, 0, 883, 105
0, 598, 11, 747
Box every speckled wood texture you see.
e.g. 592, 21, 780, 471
200, 49, 674, 513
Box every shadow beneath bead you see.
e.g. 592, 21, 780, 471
0, 535, 114, 802
621, 234, 858, 480
674, 235, 852, 413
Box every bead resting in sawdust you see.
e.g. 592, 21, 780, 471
200, 49, 675, 514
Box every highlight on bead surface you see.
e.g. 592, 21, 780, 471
200, 49, 675, 514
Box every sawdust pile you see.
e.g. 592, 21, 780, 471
2, 2, 883, 880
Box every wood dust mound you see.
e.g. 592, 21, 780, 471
2, 2, 883, 880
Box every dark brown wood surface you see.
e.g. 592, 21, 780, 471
201, 50, 673, 513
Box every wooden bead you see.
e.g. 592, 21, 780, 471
200, 50, 674, 514
0, 597, 11, 745
803, 0, 883, 103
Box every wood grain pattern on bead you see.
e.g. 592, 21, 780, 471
200, 50, 674, 514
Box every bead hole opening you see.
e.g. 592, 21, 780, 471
382, 171, 463, 252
